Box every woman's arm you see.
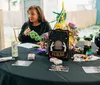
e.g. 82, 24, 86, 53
18, 22, 28, 43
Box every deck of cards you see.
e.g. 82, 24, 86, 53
28, 53, 35, 60
50, 57, 63, 65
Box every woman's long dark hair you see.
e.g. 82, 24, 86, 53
27, 5, 46, 26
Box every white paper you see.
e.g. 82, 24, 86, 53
18, 43, 39, 49
88, 56, 100, 61
0, 57, 15, 62
12, 60, 33, 66
82, 66, 100, 73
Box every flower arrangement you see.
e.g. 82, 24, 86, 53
51, 0, 79, 49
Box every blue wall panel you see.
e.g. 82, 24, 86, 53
96, 0, 100, 23
24, 0, 41, 22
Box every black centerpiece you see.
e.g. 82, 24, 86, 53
94, 33, 100, 55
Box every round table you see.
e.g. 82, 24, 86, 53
0, 46, 100, 85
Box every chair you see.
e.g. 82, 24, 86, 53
13, 27, 21, 42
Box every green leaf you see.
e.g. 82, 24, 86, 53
90, 34, 93, 39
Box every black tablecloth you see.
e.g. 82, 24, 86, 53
0, 43, 100, 85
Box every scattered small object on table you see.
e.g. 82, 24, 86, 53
28, 53, 35, 60
50, 57, 63, 65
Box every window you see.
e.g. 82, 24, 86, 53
58, 0, 96, 11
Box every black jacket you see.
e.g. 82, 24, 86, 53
18, 21, 51, 43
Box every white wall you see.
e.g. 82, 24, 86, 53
43, 0, 58, 28
67, 9, 96, 28
0, 0, 8, 10
0, 9, 4, 50
3, 11, 22, 27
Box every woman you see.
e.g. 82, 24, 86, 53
18, 5, 51, 43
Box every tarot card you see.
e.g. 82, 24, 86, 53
49, 65, 69, 72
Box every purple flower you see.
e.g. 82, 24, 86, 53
68, 22, 76, 29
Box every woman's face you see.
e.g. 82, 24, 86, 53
28, 9, 39, 23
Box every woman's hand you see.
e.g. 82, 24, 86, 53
37, 42, 44, 48
24, 28, 31, 36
